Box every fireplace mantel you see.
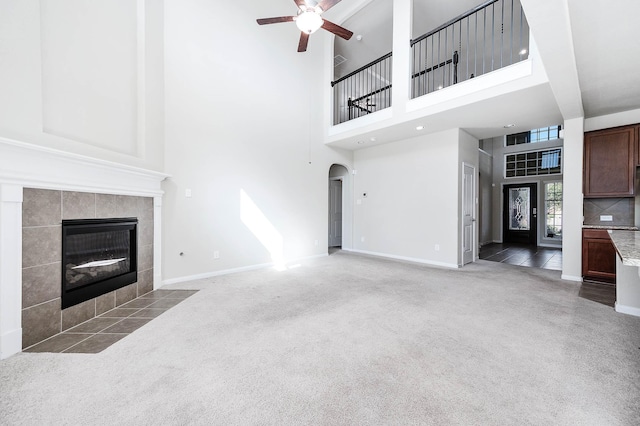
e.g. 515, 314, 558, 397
0, 137, 169, 359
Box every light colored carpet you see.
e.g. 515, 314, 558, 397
1, 251, 639, 425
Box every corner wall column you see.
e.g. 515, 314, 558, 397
561, 117, 584, 281
391, 0, 412, 113
153, 196, 163, 290
0, 184, 23, 359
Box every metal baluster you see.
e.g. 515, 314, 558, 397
466, 16, 470, 82
431, 35, 434, 93
350, 75, 353, 121
510, 0, 514, 65
501, 0, 504, 68
459, 19, 462, 83
483, 8, 486, 75
520, 1, 524, 61
422, 40, 426, 96
445, 26, 449, 88
491, 2, 495, 71
389, 56, 391, 108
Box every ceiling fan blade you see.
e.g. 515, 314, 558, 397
318, 0, 342, 12
293, 0, 308, 10
298, 32, 310, 52
321, 19, 353, 40
256, 16, 295, 25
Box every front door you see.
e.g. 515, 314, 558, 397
503, 183, 537, 245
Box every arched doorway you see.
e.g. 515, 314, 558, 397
328, 164, 351, 251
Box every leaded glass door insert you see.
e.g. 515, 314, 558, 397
509, 187, 530, 230
503, 183, 537, 245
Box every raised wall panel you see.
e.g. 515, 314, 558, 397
40, 0, 138, 155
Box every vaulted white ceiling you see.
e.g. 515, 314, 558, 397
567, 0, 640, 118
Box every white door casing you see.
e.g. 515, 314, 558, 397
462, 163, 476, 265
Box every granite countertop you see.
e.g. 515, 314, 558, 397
583, 225, 639, 231
609, 230, 640, 267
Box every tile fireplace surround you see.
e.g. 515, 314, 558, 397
22, 189, 154, 349
0, 137, 168, 359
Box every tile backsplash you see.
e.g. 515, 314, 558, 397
584, 198, 635, 226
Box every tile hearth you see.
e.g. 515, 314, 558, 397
24, 289, 198, 354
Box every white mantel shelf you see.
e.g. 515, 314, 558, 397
0, 137, 169, 196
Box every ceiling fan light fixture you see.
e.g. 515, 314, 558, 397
296, 11, 323, 34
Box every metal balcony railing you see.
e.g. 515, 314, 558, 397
330, 0, 529, 125
331, 53, 393, 125
411, 0, 529, 98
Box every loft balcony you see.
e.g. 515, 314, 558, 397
327, 0, 543, 149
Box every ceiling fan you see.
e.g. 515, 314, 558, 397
257, 0, 354, 52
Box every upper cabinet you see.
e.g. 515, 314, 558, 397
584, 125, 639, 198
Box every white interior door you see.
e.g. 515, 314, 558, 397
462, 164, 476, 265
329, 179, 343, 247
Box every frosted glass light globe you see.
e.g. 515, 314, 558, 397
296, 11, 323, 34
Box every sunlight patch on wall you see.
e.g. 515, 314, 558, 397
240, 189, 285, 271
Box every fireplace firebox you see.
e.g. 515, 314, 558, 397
62, 218, 138, 309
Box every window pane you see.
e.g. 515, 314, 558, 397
505, 125, 562, 146
504, 148, 562, 178
544, 182, 562, 239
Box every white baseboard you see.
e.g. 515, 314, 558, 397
538, 243, 562, 248
561, 274, 583, 282
344, 248, 460, 269
161, 253, 328, 286
0, 328, 22, 360
615, 302, 640, 318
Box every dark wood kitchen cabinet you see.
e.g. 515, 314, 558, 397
584, 125, 637, 198
582, 229, 616, 284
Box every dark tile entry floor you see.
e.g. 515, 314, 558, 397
479, 243, 563, 271
480, 243, 616, 308
25, 289, 198, 354
579, 281, 616, 308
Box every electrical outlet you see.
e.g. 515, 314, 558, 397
434, 244, 440, 251
185, 189, 192, 198
213, 250, 220, 259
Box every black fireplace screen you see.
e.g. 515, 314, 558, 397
62, 218, 138, 309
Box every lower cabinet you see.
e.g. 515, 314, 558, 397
582, 229, 616, 284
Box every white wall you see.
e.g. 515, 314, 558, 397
478, 149, 493, 246
0, 0, 164, 171
162, 0, 353, 282
350, 128, 463, 268
584, 108, 640, 132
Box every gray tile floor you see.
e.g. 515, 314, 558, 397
479, 243, 563, 271
479, 243, 616, 308
24, 289, 198, 354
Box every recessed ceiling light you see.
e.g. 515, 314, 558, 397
370, 137, 376, 142
519, 49, 528, 55
504, 124, 515, 128
437, 85, 443, 90
416, 125, 425, 131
